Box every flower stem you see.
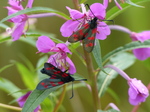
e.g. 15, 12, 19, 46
53, 85, 66, 112
0, 103, 22, 111
83, 50, 101, 111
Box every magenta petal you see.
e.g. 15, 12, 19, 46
128, 78, 149, 105
27, 0, 34, 8
36, 36, 55, 53
56, 43, 71, 54
133, 48, 150, 60
17, 91, 41, 112
66, 57, 76, 74
17, 91, 31, 107
96, 22, 110, 40
103, 0, 109, 9
60, 20, 79, 37
66, 6, 84, 19
8, 0, 23, 10
114, 0, 122, 10
89, 3, 106, 19
12, 21, 26, 41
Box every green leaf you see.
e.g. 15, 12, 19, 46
0, 7, 70, 23
126, 0, 144, 8
106, 0, 150, 20
92, 40, 103, 69
0, 37, 11, 43
0, 23, 9, 29
103, 40, 150, 64
97, 109, 120, 112
15, 62, 36, 89
98, 52, 136, 97
0, 78, 23, 98
0, 63, 14, 73
22, 87, 60, 112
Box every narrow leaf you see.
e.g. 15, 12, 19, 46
103, 40, 150, 64
0, 63, 14, 73
98, 52, 136, 97
92, 40, 103, 69
16, 62, 35, 89
22, 87, 60, 112
0, 78, 22, 98
0, 7, 70, 23
106, 0, 150, 20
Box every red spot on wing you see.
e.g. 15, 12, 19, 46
50, 82, 56, 86
62, 73, 69, 77
41, 82, 45, 85
46, 67, 54, 70
58, 81, 64, 85
85, 43, 94, 47
54, 71, 61, 74
88, 37, 95, 40
92, 28, 97, 33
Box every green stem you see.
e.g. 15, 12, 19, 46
83, 50, 101, 111
0, 103, 22, 111
53, 85, 66, 112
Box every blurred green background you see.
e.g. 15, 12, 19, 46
0, 0, 150, 112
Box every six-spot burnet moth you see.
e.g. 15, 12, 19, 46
36, 63, 87, 98
68, 4, 113, 52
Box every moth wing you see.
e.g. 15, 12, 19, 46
68, 23, 90, 43
83, 28, 97, 52
36, 78, 64, 90
41, 63, 62, 76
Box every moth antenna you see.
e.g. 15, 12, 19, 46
85, 4, 114, 24
85, 4, 96, 17
70, 81, 74, 99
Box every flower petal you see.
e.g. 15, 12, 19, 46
56, 43, 71, 54
60, 20, 80, 37
128, 78, 149, 105
66, 57, 76, 74
96, 22, 111, 40
26, 0, 34, 8
66, 6, 84, 19
8, 0, 23, 10
89, 3, 106, 20
12, 21, 26, 41
133, 48, 150, 60
103, 0, 109, 9
36, 36, 55, 53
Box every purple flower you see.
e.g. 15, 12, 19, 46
130, 31, 150, 60
60, 3, 110, 40
105, 65, 149, 105
128, 78, 149, 105
17, 91, 41, 112
36, 36, 76, 74
6, 0, 33, 41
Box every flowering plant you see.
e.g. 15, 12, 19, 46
0, 0, 150, 112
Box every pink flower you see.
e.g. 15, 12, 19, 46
6, 0, 33, 41
60, 3, 110, 40
128, 78, 149, 105
36, 36, 76, 74
130, 31, 150, 60
105, 65, 149, 105
17, 91, 41, 112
